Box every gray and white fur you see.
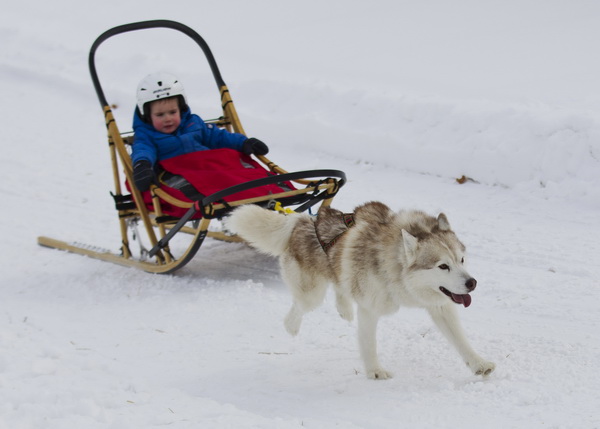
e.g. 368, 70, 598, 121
225, 201, 495, 379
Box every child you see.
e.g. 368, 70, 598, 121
131, 72, 269, 191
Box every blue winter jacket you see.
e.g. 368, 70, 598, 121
131, 108, 248, 166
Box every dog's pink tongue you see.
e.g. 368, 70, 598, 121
453, 293, 472, 308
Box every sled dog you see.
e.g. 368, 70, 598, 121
225, 201, 495, 379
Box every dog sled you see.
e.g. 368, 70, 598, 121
37, 20, 346, 274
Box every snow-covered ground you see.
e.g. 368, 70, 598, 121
2, 1, 600, 428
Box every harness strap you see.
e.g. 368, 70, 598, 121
158, 170, 206, 201
318, 213, 355, 253
110, 192, 137, 211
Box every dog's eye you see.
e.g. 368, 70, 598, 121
461, 257, 464, 264
438, 264, 450, 271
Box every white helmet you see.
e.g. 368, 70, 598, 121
136, 72, 187, 116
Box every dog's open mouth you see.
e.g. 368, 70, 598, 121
440, 287, 472, 308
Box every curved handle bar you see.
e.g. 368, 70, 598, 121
200, 169, 347, 207
88, 20, 225, 109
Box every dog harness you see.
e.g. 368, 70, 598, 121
317, 212, 355, 253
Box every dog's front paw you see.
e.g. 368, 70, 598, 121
366, 367, 394, 380
468, 359, 496, 376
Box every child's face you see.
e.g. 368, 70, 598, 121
149, 98, 181, 134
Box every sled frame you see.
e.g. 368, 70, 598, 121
37, 20, 346, 274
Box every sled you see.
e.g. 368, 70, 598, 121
37, 20, 346, 274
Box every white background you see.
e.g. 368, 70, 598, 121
1, 1, 599, 427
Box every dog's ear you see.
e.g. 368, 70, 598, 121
401, 229, 418, 263
437, 213, 451, 231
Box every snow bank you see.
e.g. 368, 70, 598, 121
238, 80, 600, 203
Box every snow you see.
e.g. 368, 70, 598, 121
2, 0, 600, 427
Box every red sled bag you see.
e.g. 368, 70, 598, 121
131, 148, 295, 218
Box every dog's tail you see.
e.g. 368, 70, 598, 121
225, 205, 304, 256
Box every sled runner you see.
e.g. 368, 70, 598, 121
37, 20, 346, 274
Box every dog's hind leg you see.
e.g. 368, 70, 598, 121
427, 305, 496, 376
357, 306, 392, 380
335, 291, 354, 322
284, 303, 304, 336
281, 257, 328, 336
284, 280, 328, 336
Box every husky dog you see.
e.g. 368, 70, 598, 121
225, 201, 495, 380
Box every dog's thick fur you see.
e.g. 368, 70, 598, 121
225, 201, 495, 379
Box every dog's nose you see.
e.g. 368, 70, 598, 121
465, 278, 477, 292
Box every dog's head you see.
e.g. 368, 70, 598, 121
401, 213, 476, 308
